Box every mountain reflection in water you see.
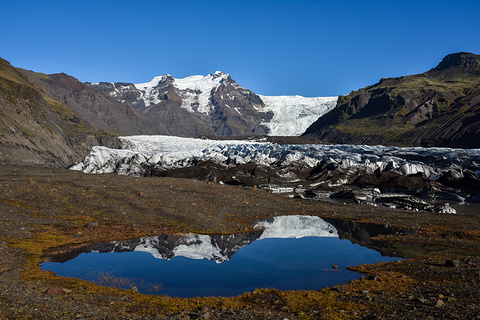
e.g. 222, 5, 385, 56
42, 215, 399, 297
43, 215, 339, 264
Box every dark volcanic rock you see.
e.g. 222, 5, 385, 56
210, 75, 273, 135
20, 70, 165, 136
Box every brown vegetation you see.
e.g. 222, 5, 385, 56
0, 166, 480, 319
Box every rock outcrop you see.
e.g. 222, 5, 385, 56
20, 70, 165, 136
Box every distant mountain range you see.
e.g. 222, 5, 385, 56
303, 52, 480, 148
91, 72, 336, 136
0, 56, 336, 166
1, 52, 479, 167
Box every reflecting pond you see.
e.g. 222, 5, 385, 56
41, 215, 400, 297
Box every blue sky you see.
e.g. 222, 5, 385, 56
2, 0, 479, 97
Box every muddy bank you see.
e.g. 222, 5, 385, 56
1, 165, 480, 319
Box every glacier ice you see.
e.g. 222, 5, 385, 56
71, 135, 480, 185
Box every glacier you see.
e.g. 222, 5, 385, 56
254, 215, 338, 240
71, 135, 480, 207
71, 135, 480, 180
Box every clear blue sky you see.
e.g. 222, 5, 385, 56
2, 0, 479, 97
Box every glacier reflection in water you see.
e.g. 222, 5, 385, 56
41, 215, 399, 297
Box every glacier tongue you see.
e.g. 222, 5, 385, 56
71, 135, 480, 182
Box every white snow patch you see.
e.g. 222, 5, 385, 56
134, 75, 167, 107
133, 72, 229, 113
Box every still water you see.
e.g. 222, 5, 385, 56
41, 216, 399, 297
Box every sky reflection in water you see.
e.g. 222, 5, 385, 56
42, 216, 399, 297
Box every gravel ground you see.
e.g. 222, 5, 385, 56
1, 165, 480, 319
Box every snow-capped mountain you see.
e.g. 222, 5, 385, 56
92, 72, 337, 136
134, 216, 337, 263
135, 71, 231, 113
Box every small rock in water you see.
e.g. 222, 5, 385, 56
332, 265, 338, 269
0, 268, 20, 281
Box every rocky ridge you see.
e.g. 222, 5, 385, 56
303, 52, 480, 148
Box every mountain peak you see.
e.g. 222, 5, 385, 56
161, 74, 175, 82
429, 52, 480, 74
213, 71, 228, 79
